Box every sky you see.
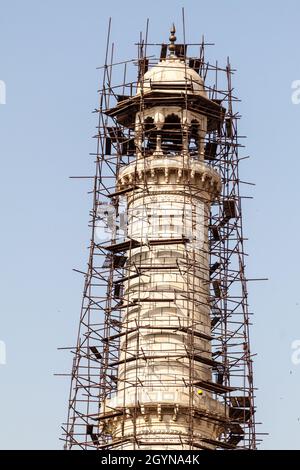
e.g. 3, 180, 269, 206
0, 0, 300, 450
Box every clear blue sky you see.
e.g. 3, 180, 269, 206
0, 0, 299, 450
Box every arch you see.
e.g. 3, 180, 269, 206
189, 119, 200, 155
163, 113, 181, 126
143, 116, 156, 153
161, 113, 182, 155
144, 115, 154, 132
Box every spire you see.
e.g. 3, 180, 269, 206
168, 23, 177, 56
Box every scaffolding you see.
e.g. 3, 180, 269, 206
62, 18, 258, 450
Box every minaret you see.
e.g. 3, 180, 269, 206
99, 26, 227, 450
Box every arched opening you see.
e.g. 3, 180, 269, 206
142, 116, 156, 154
161, 113, 182, 155
189, 119, 199, 155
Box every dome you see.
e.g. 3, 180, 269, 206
137, 58, 206, 97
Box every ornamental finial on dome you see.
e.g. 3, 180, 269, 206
168, 23, 177, 55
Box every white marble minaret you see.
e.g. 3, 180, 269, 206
100, 26, 227, 449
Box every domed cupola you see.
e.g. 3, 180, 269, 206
137, 25, 206, 98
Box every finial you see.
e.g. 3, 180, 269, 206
168, 23, 177, 55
